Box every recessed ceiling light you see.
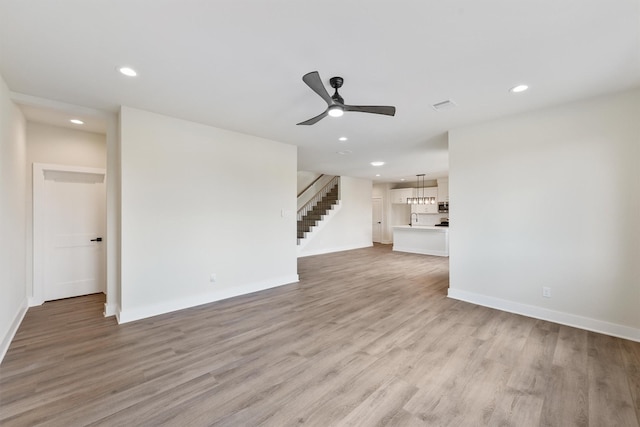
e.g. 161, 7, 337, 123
69, 119, 84, 125
400, 178, 405, 181
338, 137, 348, 142
510, 84, 529, 93
370, 161, 385, 166
337, 150, 352, 155
118, 66, 138, 77
375, 174, 381, 177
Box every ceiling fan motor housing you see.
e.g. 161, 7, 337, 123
330, 77, 345, 104
329, 76, 344, 89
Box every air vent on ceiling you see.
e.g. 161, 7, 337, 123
432, 99, 457, 111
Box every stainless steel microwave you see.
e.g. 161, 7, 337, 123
438, 202, 449, 213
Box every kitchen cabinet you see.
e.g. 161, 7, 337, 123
390, 188, 415, 204
437, 178, 449, 203
410, 187, 438, 213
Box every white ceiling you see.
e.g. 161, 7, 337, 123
1, 1, 638, 183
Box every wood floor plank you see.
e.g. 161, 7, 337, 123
298, 357, 404, 427
539, 325, 590, 427
401, 333, 492, 413
621, 339, 640, 423
482, 313, 537, 367
1, 244, 639, 426
505, 323, 558, 396
383, 409, 430, 427
488, 390, 545, 427
539, 365, 588, 427
587, 332, 638, 426
412, 358, 512, 426
94, 352, 307, 426
337, 376, 418, 426
211, 350, 377, 427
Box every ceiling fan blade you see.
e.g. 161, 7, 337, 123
344, 105, 396, 116
302, 71, 333, 106
296, 110, 328, 126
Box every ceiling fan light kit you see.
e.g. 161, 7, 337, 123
327, 105, 344, 117
297, 71, 396, 125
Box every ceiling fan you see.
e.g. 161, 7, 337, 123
297, 71, 396, 125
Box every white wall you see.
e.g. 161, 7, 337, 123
26, 122, 106, 167
298, 176, 373, 257
0, 75, 27, 361
372, 183, 386, 199
25, 122, 106, 300
448, 89, 640, 341
119, 107, 298, 322
297, 171, 321, 195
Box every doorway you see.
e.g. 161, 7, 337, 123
33, 163, 106, 304
372, 197, 383, 243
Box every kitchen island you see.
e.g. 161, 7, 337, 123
393, 225, 449, 257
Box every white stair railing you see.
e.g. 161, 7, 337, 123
297, 176, 339, 222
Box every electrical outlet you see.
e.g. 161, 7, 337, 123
210, 273, 217, 283
542, 287, 551, 298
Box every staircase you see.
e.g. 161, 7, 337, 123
297, 177, 340, 245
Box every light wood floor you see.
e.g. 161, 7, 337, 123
1, 244, 639, 426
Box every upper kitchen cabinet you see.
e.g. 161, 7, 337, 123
437, 178, 449, 203
390, 188, 415, 204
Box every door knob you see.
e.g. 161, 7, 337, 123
90, 237, 103, 242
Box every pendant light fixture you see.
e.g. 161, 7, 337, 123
406, 174, 425, 204
406, 174, 436, 205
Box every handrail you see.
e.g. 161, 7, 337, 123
297, 174, 336, 211
297, 176, 340, 222
298, 174, 324, 197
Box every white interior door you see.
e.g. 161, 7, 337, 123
40, 168, 106, 301
372, 198, 383, 243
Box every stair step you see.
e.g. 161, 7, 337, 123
304, 216, 323, 221
297, 181, 340, 246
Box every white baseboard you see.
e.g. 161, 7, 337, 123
1, 297, 28, 365
447, 288, 640, 343
117, 274, 299, 324
28, 297, 44, 307
104, 302, 119, 317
